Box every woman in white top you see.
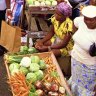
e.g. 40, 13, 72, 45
0, 0, 10, 31
69, 5, 96, 96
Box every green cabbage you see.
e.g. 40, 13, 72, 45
9, 63, 20, 72
30, 56, 40, 64
35, 70, 44, 80
29, 63, 40, 72
11, 69, 19, 75
20, 46, 28, 52
39, 60, 46, 69
19, 66, 29, 75
28, 47, 38, 54
26, 72, 37, 83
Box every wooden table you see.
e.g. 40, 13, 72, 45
25, 7, 55, 30
25, 7, 55, 47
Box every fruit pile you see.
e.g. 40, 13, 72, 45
26, 0, 57, 6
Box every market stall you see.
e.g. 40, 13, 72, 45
4, 52, 73, 96
0, 1, 73, 96
25, 0, 57, 47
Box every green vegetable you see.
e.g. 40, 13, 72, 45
18, 51, 28, 55
26, 72, 37, 83
8, 56, 23, 63
29, 63, 40, 72
39, 60, 46, 70
20, 46, 28, 52
35, 70, 44, 80
30, 85, 36, 92
45, 0, 52, 6
50, 71, 59, 77
27, 0, 34, 5
20, 57, 31, 67
28, 47, 38, 54
19, 66, 29, 75
30, 56, 40, 64
9, 63, 20, 72
11, 69, 19, 75
29, 92, 38, 96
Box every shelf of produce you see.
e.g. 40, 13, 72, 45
4, 52, 73, 96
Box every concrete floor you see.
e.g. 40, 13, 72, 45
0, 56, 12, 96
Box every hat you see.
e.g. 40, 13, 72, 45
81, 5, 96, 18
56, 2, 72, 17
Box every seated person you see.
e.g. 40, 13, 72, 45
35, 2, 73, 57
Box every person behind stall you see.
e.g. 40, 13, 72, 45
69, 5, 96, 96
35, 2, 73, 57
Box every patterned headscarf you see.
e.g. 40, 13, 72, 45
56, 2, 72, 17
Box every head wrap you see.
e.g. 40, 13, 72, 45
56, 2, 72, 17
82, 5, 96, 18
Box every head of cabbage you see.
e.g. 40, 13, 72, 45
26, 72, 37, 83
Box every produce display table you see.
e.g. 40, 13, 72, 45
4, 52, 73, 96
25, 5, 55, 47
25, 5, 55, 31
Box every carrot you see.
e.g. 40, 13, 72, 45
20, 91, 29, 96
8, 72, 30, 96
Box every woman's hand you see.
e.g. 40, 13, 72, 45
35, 40, 43, 49
6, 9, 12, 19
37, 46, 48, 52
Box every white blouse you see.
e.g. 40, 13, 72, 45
71, 16, 96, 65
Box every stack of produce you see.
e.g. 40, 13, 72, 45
26, 0, 57, 6
9, 46, 38, 55
6, 53, 66, 96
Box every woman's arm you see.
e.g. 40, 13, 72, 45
40, 25, 54, 43
50, 32, 72, 49
73, 23, 78, 33
35, 25, 54, 48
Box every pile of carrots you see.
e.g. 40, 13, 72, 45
43, 56, 61, 85
8, 72, 30, 96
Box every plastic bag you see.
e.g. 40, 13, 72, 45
89, 43, 96, 57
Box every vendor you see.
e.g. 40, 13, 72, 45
69, 5, 96, 96
35, 2, 73, 57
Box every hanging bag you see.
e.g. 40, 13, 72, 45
0, 21, 21, 53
